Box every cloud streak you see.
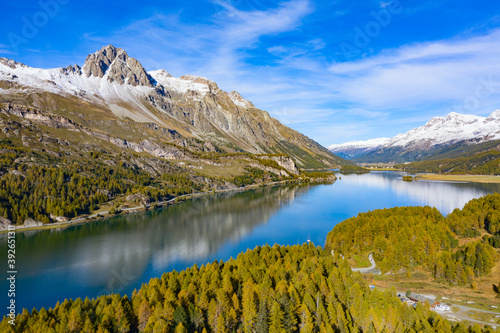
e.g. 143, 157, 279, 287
49, 2, 500, 145
329, 29, 500, 111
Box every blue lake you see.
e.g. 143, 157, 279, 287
2, 171, 500, 312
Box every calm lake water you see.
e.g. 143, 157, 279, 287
2, 171, 500, 312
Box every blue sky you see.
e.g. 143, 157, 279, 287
1, 0, 500, 146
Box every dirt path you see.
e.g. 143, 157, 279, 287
441, 305, 499, 329
351, 253, 375, 272
407, 292, 500, 329
330, 251, 381, 275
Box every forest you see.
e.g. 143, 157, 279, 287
338, 165, 370, 174
325, 194, 500, 285
446, 193, 500, 236
0, 243, 494, 333
0, 137, 306, 226
0, 163, 199, 225
395, 150, 500, 175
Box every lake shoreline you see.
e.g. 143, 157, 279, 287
4, 171, 498, 314
0, 177, 334, 234
416, 174, 500, 184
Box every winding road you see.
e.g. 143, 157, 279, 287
351, 253, 381, 274
331, 251, 381, 275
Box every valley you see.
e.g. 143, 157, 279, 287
2, 0, 500, 330
0, 46, 346, 231
3, 170, 500, 331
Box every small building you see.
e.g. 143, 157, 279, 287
431, 302, 450, 312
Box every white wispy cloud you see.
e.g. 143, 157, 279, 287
0, 43, 16, 55
82, 3, 500, 146
85, 0, 313, 77
329, 29, 500, 112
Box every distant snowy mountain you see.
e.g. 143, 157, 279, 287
330, 111, 500, 162
328, 138, 391, 159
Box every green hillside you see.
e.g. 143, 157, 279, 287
325, 194, 500, 286
396, 149, 500, 175
0, 243, 489, 333
353, 140, 500, 165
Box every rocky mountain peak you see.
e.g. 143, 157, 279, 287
0, 58, 28, 69
179, 75, 220, 93
82, 45, 155, 87
60, 64, 82, 75
228, 90, 254, 108
82, 45, 120, 78
486, 109, 500, 121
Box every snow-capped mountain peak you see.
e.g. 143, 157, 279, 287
329, 110, 500, 161
328, 137, 391, 150
391, 111, 497, 148
486, 109, 500, 121
0, 58, 28, 69
328, 137, 391, 159
82, 45, 155, 87
228, 91, 254, 109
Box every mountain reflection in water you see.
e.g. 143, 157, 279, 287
0, 184, 310, 312
2, 171, 499, 313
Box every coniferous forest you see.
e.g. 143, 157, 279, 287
325, 194, 500, 286
2, 194, 500, 332
0, 243, 495, 333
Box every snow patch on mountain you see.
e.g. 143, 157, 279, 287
329, 111, 500, 158
328, 137, 391, 151
328, 137, 391, 159
228, 91, 253, 109
149, 70, 210, 96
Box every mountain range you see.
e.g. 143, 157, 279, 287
329, 111, 500, 163
0, 45, 344, 169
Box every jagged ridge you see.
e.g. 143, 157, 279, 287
0, 45, 345, 168
329, 111, 500, 163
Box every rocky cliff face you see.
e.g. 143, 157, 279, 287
0, 216, 13, 229
82, 45, 155, 87
1, 104, 188, 161
0, 45, 345, 168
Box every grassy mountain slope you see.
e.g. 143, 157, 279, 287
395, 140, 500, 174
0, 46, 347, 169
